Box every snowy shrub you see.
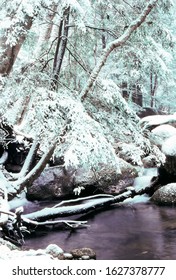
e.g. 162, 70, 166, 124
117, 143, 144, 166
1, 83, 120, 174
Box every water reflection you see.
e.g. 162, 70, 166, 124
24, 202, 176, 260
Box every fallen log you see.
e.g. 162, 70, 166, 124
23, 183, 157, 222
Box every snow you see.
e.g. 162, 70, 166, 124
150, 124, 176, 146
123, 194, 150, 204
140, 114, 176, 128
162, 135, 176, 156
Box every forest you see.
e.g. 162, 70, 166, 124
1, 0, 176, 260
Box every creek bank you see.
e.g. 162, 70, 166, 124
0, 238, 96, 260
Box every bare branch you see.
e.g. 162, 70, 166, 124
53, 194, 114, 208
22, 217, 88, 228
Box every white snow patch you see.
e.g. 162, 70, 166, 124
162, 135, 176, 156
150, 124, 176, 146
123, 194, 150, 204
140, 114, 176, 128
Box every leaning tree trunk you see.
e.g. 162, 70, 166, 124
80, 0, 158, 102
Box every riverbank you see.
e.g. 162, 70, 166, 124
0, 238, 96, 260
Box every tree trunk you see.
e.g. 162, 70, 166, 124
132, 84, 143, 106
51, 6, 70, 90
10, 141, 57, 199
80, 0, 158, 102
0, 15, 33, 76
150, 71, 158, 108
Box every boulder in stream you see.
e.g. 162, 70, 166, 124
151, 183, 176, 205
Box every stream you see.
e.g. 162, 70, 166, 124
11, 168, 176, 260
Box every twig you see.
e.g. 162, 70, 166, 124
22, 216, 87, 228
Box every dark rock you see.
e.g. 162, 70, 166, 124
27, 158, 138, 200
103, 158, 137, 194
137, 107, 165, 118
142, 155, 158, 168
70, 248, 96, 259
151, 183, 176, 205
118, 158, 138, 178
27, 166, 74, 200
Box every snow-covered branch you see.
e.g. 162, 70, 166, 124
80, 0, 158, 101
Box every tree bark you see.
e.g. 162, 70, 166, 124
132, 84, 143, 106
80, 0, 158, 102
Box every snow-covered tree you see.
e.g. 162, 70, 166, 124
0, 0, 172, 198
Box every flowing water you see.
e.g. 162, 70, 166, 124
13, 168, 176, 259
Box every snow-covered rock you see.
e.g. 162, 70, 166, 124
162, 135, 176, 156
150, 124, 176, 147
151, 183, 176, 205
140, 114, 176, 129
45, 244, 64, 258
